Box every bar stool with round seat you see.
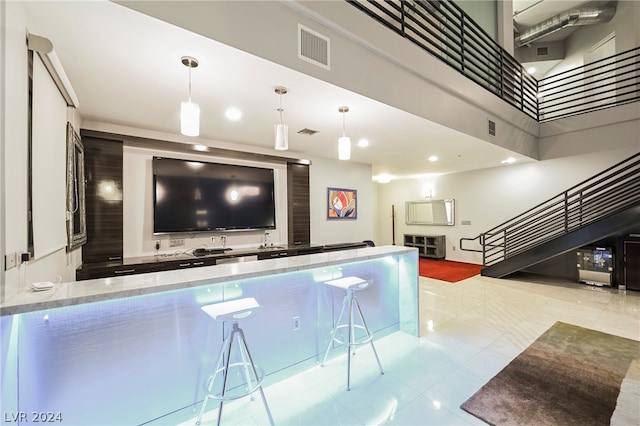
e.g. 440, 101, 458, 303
321, 276, 384, 391
196, 297, 274, 426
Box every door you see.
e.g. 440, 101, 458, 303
624, 241, 640, 290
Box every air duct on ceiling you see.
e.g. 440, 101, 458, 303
515, 3, 617, 48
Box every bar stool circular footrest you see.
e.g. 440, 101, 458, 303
204, 362, 266, 402
331, 324, 373, 346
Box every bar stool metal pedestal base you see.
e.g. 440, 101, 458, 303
321, 276, 384, 391
196, 298, 274, 426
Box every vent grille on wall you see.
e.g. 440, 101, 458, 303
298, 24, 330, 70
488, 119, 496, 137
537, 46, 549, 56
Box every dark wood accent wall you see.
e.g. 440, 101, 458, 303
287, 162, 310, 245
81, 133, 124, 263
78, 129, 312, 273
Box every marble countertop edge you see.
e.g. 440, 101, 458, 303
1, 246, 417, 316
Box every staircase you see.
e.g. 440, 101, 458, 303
461, 153, 640, 278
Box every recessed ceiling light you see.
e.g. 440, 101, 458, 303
428, 155, 438, 162
225, 107, 242, 121
501, 157, 517, 164
358, 138, 369, 147
527, 66, 536, 74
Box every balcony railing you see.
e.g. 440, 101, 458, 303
538, 47, 640, 121
347, 0, 640, 122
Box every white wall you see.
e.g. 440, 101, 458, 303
375, 115, 639, 264
2, 1, 82, 300
309, 157, 373, 245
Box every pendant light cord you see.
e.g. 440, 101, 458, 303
279, 93, 284, 125
188, 65, 192, 103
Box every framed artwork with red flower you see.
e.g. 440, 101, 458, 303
327, 187, 357, 219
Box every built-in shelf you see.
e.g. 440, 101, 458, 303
404, 234, 446, 259
76, 243, 364, 280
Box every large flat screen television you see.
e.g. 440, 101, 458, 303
153, 157, 276, 234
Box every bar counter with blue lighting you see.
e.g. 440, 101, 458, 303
1, 245, 418, 425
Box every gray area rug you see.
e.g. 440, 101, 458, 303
461, 322, 640, 426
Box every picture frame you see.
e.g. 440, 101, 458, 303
327, 187, 357, 219
66, 122, 87, 251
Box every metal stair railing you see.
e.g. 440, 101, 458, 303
347, 1, 640, 122
460, 153, 640, 267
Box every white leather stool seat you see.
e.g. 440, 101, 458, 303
324, 276, 370, 291
201, 297, 260, 322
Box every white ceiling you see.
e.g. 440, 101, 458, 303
24, 0, 548, 180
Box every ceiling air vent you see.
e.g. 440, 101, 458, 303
488, 119, 496, 137
298, 24, 330, 70
297, 128, 319, 136
537, 46, 549, 56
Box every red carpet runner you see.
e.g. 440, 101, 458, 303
419, 258, 484, 283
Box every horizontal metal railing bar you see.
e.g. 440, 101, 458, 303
540, 96, 640, 122
508, 203, 637, 256
462, 25, 503, 55
505, 221, 569, 250
538, 62, 638, 93
401, 1, 464, 53
498, 176, 639, 239
405, 1, 462, 37
576, 179, 640, 209
569, 186, 640, 213
482, 170, 640, 263
404, 21, 464, 60
541, 83, 640, 114
542, 92, 636, 118
539, 53, 640, 87
482, 195, 638, 257
540, 67, 639, 104
536, 47, 638, 119
538, 48, 640, 84
540, 88, 638, 117
541, 69, 638, 102
484, 154, 640, 235
463, 50, 503, 80
575, 165, 639, 194
505, 217, 569, 246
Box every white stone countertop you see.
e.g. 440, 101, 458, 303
0, 245, 416, 316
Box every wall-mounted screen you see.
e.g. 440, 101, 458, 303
153, 157, 276, 234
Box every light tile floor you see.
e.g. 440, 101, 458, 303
190, 273, 640, 425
